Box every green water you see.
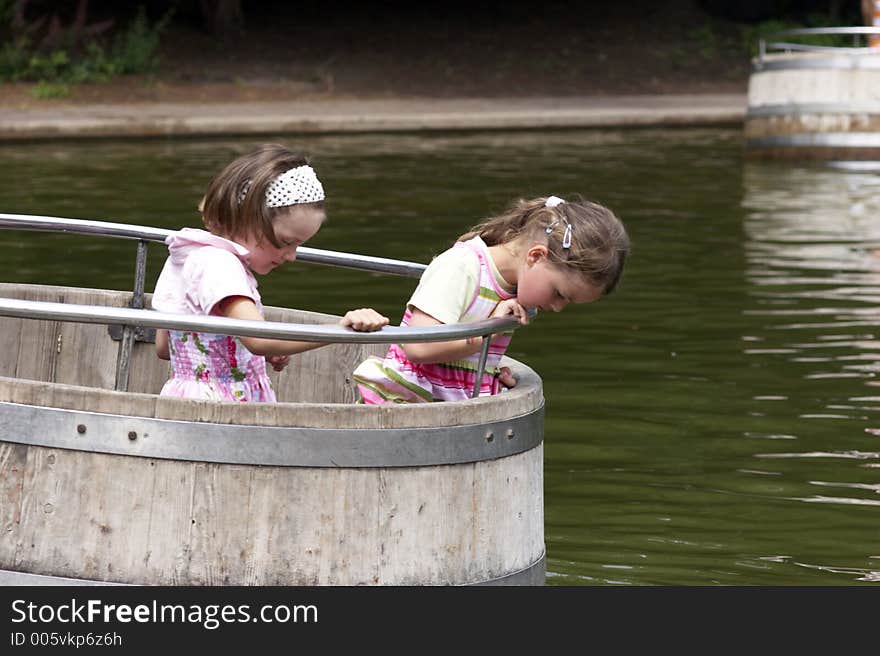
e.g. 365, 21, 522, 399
3, 129, 879, 585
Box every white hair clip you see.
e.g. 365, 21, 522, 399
545, 220, 573, 250
562, 223, 572, 249
545, 195, 566, 208
238, 165, 325, 208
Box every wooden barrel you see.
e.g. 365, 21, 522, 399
745, 51, 880, 160
0, 284, 545, 585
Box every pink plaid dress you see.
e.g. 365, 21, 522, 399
353, 237, 515, 403
152, 228, 275, 402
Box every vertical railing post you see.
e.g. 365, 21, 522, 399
471, 336, 492, 399
115, 239, 148, 391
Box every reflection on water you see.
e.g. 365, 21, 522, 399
741, 162, 880, 583
1, 131, 879, 584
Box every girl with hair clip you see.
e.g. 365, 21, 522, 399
353, 195, 629, 404
152, 143, 389, 402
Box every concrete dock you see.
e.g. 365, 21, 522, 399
0, 93, 747, 141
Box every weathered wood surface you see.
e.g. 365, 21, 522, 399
263, 305, 383, 405
0, 283, 546, 585
0, 354, 541, 428
0, 284, 121, 390
0, 442, 542, 585
749, 60, 880, 107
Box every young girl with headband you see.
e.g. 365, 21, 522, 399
152, 143, 389, 402
353, 195, 629, 403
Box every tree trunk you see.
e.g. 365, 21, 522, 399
200, 0, 243, 36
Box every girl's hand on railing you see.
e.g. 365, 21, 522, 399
267, 354, 290, 372
491, 298, 530, 325
340, 308, 390, 332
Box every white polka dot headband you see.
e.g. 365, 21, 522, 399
239, 165, 325, 208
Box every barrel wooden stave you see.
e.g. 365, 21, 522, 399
0, 438, 543, 585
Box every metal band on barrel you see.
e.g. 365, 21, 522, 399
0, 401, 544, 467
746, 103, 880, 118
746, 133, 880, 149
0, 551, 547, 586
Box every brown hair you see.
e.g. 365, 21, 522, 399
459, 196, 630, 295
199, 143, 324, 248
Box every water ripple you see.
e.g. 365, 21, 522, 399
756, 451, 880, 460
792, 562, 880, 581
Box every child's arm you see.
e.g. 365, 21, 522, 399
155, 329, 170, 360
402, 299, 529, 364
220, 296, 389, 357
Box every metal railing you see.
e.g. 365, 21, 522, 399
0, 213, 528, 398
757, 26, 880, 63
0, 214, 429, 278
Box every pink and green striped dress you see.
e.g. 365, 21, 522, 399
353, 237, 515, 403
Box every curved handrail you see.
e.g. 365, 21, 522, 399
0, 296, 524, 345
764, 41, 871, 53
0, 213, 427, 278
768, 26, 880, 37
757, 26, 880, 62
